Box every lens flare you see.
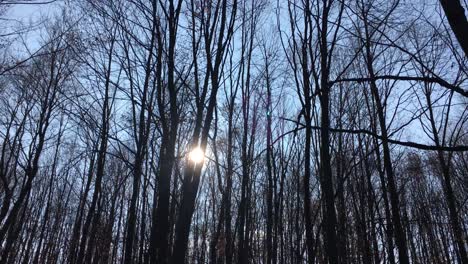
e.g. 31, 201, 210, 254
188, 147, 205, 164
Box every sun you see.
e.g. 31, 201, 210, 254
188, 147, 205, 164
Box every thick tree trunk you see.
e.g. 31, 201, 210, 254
439, 0, 468, 57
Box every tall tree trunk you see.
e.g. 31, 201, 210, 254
425, 90, 468, 263
362, 13, 410, 262
439, 0, 468, 57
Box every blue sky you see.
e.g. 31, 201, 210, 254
9, 2, 55, 21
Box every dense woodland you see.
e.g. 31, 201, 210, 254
0, 0, 467, 263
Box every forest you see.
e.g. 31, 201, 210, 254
0, 0, 467, 263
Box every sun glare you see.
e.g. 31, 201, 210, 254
189, 147, 205, 164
